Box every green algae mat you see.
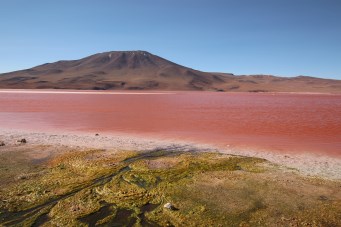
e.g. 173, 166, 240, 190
0, 147, 340, 227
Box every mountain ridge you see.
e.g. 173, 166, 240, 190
1, 51, 340, 92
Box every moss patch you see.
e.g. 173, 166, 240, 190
0, 147, 340, 226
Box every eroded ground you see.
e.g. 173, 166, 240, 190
0, 145, 340, 227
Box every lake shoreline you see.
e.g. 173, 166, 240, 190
0, 88, 340, 95
1, 128, 340, 180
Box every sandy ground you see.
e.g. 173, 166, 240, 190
1, 128, 340, 180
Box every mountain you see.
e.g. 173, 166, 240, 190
0, 50, 340, 92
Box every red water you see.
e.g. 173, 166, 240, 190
0, 91, 340, 157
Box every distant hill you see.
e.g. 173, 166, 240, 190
1, 50, 340, 92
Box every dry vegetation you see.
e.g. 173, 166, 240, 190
0, 145, 340, 226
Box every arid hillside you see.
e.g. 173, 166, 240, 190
1, 51, 340, 92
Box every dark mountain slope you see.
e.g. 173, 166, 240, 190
1, 51, 340, 92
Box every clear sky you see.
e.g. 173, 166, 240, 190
0, 0, 340, 79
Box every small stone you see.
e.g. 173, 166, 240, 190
0, 141, 5, 146
163, 202, 174, 210
17, 139, 27, 144
17, 175, 27, 180
95, 133, 99, 136
319, 195, 328, 201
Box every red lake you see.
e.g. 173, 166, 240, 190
0, 90, 340, 157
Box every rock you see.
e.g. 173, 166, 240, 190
95, 133, 99, 136
319, 195, 328, 201
0, 141, 5, 146
163, 202, 175, 210
17, 175, 28, 180
17, 139, 27, 144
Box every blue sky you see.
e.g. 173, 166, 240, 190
0, 0, 340, 79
